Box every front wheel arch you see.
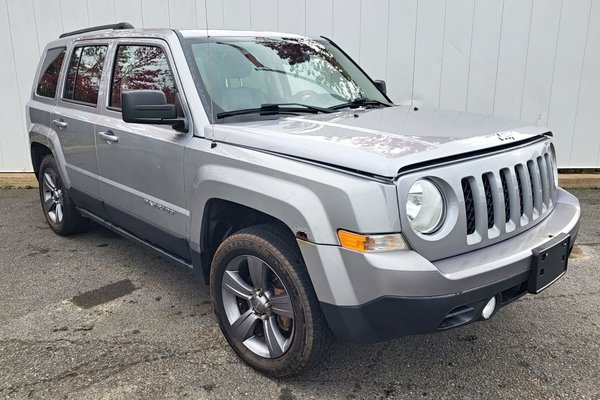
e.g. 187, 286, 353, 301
198, 198, 305, 284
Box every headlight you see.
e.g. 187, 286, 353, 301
406, 179, 445, 234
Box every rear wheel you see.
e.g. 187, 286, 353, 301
38, 155, 87, 235
210, 225, 332, 377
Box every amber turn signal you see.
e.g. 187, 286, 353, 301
337, 230, 409, 252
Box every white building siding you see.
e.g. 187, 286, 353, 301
1, 0, 598, 171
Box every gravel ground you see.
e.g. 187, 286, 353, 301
0, 188, 598, 399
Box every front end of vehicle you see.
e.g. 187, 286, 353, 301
308, 135, 580, 343
178, 30, 581, 373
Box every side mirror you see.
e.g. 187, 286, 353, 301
122, 90, 186, 131
374, 80, 387, 95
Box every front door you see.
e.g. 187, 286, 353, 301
95, 39, 192, 260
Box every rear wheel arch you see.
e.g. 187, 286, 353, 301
30, 142, 52, 179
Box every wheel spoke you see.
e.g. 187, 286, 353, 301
269, 294, 294, 319
223, 270, 254, 300
263, 316, 287, 358
43, 172, 56, 191
247, 256, 268, 289
44, 194, 54, 207
48, 209, 57, 223
55, 202, 63, 222
230, 309, 259, 341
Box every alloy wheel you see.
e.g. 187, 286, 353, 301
42, 170, 64, 224
221, 255, 295, 358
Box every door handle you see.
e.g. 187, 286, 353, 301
98, 130, 119, 143
52, 119, 68, 129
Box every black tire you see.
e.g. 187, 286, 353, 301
38, 154, 88, 236
210, 224, 332, 378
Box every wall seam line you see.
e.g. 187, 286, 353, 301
30, 0, 42, 54
384, 0, 390, 83
437, 0, 448, 108
464, 0, 476, 111
409, 0, 419, 106
518, 0, 536, 121
4, 0, 28, 171
568, 0, 594, 165
491, 0, 506, 116
545, 0, 564, 130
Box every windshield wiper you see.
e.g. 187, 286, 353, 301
329, 97, 392, 110
216, 103, 333, 119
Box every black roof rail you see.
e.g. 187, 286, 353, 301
59, 22, 134, 39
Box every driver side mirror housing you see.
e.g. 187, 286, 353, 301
122, 90, 187, 132
374, 80, 387, 95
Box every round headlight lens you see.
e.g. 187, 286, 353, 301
406, 179, 445, 234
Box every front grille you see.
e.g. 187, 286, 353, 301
396, 138, 557, 261
460, 152, 556, 242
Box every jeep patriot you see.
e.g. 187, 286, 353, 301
27, 23, 581, 377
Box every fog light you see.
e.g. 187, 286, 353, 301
481, 297, 496, 319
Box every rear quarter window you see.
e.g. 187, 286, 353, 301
63, 45, 108, 105
36, 47, 66, 98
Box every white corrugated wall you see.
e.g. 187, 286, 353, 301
1, 0, 599, 171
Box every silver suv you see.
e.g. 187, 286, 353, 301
27, 23, 581, 377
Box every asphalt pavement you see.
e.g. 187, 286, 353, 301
0, 188, 598, 399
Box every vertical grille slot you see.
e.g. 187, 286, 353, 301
537, 156, 550, 209
500, 169, 511, 223
461, 178, 476, 235
527, 159, 542, 216
544, 153, 554, 187
544, 152, 555, 205
514, 165, 524, 216
482, 173, 494, 229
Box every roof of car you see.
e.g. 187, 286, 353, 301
54, 25, 306, 45
178, 29, 305, 38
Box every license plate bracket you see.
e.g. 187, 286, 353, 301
528, 233, 570, 294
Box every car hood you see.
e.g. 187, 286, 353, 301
212, 105, 549, 178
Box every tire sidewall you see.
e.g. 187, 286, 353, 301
210, 233, 311, 375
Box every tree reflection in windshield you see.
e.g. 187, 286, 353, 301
254, 37, 365, 102
184, 35, 389, 120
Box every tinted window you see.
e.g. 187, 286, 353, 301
63, 45, 107, 105
36, 48, 66, 98
110, 45, 177, 108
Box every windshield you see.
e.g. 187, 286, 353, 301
182, 36, 390, 122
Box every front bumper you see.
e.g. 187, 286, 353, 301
298, 189, 580, 344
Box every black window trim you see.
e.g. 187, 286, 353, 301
60, 43, 109, 108
106, 39, 180, 114
34, 46, 67, 100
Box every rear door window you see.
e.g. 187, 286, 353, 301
63, 45, 108, 105
110, 44, 177, 109
36, 47, 66, 98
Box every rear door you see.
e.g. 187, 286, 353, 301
95, 39, 192, 260
52, 41, 110, 217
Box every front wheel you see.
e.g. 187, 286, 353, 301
210, 225, 332, 378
